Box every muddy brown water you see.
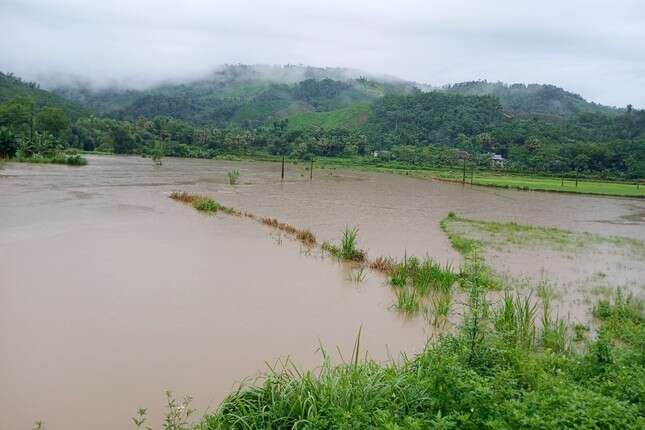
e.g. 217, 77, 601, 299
1, 155, 644, 429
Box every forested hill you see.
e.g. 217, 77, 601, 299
47, 66, 620, 124
441, 81, 618, 117
51, 65, 421, 128
0, 72, 86, 119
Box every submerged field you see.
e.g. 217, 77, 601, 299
1, 155, 644, 429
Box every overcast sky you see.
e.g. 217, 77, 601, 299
1, 0, 644, 107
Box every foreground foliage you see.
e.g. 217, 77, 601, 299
200, 289, 644, 429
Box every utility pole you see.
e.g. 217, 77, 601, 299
281, 155, 285, 182
310, 159, 313, 181
462, 158, 467, 185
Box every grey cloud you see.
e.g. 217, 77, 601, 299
1, 0, 644, 107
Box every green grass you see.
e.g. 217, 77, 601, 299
467, 173, 644, 197
412, 168, 644, 198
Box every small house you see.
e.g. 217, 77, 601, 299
491, 154, 505, 168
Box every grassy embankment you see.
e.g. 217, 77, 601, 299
316, 157, 645, 198
133, 198, 645, 429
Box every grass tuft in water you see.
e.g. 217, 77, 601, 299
192, 196, 221, 213
323, 227, 367, 262
389, 256, 457, 296
296, 229, 317, 246
169, 191, 198, 204
227, 169, 240, 185
347, 266, 367, 283
368, 256, 396, 274
428, 291, 452, 327
394, 286, 419, 313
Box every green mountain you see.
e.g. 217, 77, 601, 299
0, 72, 86, 118
49, 66, 621, 130
441, 81, 619, 117
52, 65, 420, 128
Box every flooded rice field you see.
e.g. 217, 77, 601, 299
1, 155, 644, 429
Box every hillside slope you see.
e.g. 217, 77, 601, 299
441, 81, 618, 116
52, 65, 420, 128
0, 72, 87, 118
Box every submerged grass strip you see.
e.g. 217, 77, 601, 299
170, 192, 241, 216
260, 216, 318, 246
442, 211, 645, 259
170, 192, 317, 247
441, 212, 503, 291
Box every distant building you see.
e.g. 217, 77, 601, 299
491, 154, 505, 168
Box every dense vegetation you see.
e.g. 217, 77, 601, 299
1, 65, 643, 179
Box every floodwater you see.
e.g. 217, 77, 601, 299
1, 155, 644, 429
